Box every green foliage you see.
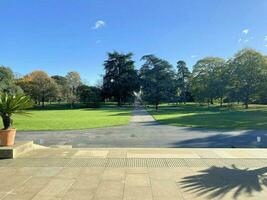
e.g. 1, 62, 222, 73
2, 48, 267, 111
0, 66, 23, 94
228, 48, 267, 108
103, 51, 139, 106
191, 57, 226, 104
189, 49, 267, 108
51, 75, 69, 102
77, 85, 102, 107
176, 60, 192, 103
17, 71, 59, 107
0, 93, 33, 129
140, 55, 177, 109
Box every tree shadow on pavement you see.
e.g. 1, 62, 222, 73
179, 165, 267, 199
170, 130, 267, 148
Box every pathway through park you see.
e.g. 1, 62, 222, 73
17, 107, 267, 148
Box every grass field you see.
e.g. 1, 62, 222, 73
12, 104, 132, 131
148, 104, 267, 130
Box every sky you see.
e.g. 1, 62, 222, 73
1, 0, 267, 84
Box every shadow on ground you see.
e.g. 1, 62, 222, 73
180, 165, 267, 199
150, 105, 267, 130
170, 130, 267, 148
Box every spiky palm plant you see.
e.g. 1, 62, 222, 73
0, 94, 33, 130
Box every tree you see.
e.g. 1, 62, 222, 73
140, 55, 176, 109
77, 84, 91, 103
229, 49, 267, 108
102, 51, 139, 106
212, 60, 229, 106
18, 71, 58, 107
77, 85, 102, 107
51, 75, 69, 103
88, 86, 102, 107
256, 57, 267, 104
0, 66, 22, 94
190, 57, 225, 106
66, 71, 81, 108
176, 60, 191, 103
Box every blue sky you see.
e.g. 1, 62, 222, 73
1, 0, 267, 84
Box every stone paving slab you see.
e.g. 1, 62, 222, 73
18, 148, 267, 159
0, 148, 267, 199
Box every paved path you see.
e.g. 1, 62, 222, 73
1, 148, 267, 200
17, 107, 267, 148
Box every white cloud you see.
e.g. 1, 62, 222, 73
242, 29, 249, 34
238, 29, 253, 44
191, 55, 198, 58
92, 20, 106, 30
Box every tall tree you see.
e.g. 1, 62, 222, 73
102, 51, 139, 106
66, 71, 81, 108
0, 66, 22, 94
190, 57, 225, 105
77, 85, 102, 107
229, 48, 267, 108
51, 75, 69, 102
140, 55, 176, 109
18, 71, 58, 107
176, 60, 191, 103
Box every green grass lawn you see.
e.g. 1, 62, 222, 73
148, 103, 267, 130
12, 104, 132, 131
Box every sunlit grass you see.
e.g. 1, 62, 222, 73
148, 104, 267, 130
12, 105, 132, 131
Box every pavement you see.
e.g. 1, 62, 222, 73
5, 108, 267, 199
16, 108, 267, 148
1, 148, 267, 200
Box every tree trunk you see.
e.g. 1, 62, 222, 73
183, 93, 186, 104
42, 91, 45, 108
71, 101, 74, 109
155, 103, 159, 110
2, 115, 11, 130
117, 97, 122, 107
210, 98, 213, 105
244, 95, 249, 109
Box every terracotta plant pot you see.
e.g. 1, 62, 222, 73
0, 129, 16, 146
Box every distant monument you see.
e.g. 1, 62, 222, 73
134, 91, 142, 108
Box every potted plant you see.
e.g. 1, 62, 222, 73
0, 93, 33, 146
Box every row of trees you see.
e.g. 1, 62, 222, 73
102, 48, 267, 109
190, 49, 267, 108
0, 68, 102, 108
1, 48, 267, 109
